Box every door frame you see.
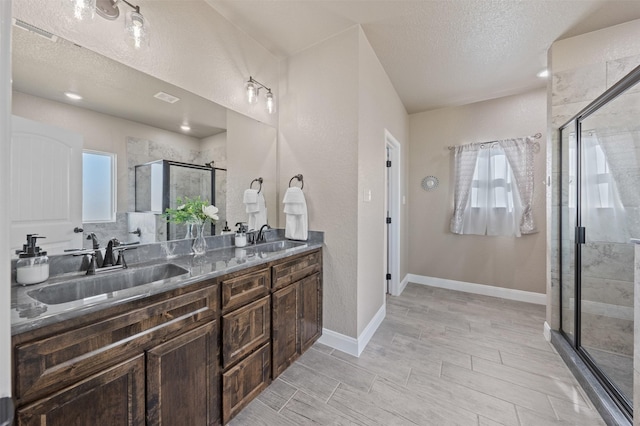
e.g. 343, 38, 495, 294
385, 129, 401, 296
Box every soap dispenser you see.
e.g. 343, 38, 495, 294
16, 234, 49, 286
234, 223, 247, 247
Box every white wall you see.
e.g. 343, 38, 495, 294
0, 0, 12, 400
279, 26, 409, 341
409, 89, 547, 294
279, 27, 360, 337
356, 28, 408, 335
12, 0, 279, 128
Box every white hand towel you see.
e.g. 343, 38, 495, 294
248, 192, 268, 230
283, 187, 308, 241
243, 189, 259, 213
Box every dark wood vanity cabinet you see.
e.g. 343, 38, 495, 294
147, 321, 219, 425
16, 355, 146, 426
12, 247, 322, 426
271, 250, 323, 379
12, 282, 221, 426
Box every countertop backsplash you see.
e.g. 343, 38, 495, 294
10, 229, 324, 286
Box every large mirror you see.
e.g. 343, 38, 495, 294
10, 20, 277, 251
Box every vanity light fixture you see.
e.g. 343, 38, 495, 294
180, 124, 191, 132
66, 0, 96, 21
245, 76, 276, 114
68, 0, 149, 49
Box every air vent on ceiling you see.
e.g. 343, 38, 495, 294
13, 19, 58, 42
154, 91, 181, 104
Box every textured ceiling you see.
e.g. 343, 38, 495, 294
207, 0, 640, 113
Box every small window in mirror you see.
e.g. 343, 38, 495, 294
83, 150, 116, 222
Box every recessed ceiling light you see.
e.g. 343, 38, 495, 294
64, 92, 83, 100
536, 69, 549, 78
180, 124, 191, 132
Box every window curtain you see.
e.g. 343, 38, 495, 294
460, 145, 523, 237
498, 137, 537, 235
450, 145, 479, 234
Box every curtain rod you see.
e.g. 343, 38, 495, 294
447, 132, 542, 151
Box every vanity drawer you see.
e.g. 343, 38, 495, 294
220, 267, 270, 312
272, 249, 321, 291
14, 285, 219, 404
221, 295, 271, 369
222, 342, 271, 424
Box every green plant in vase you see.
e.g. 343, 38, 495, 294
164, 196, 219, 255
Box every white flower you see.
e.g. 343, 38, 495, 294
177, 204, 186, 210
202, 205, 219, 221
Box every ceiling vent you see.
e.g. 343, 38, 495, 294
13, 19, 58, 42
153, 92, 181, 104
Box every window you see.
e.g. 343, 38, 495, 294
462, 146, 523, 236
82, 150, 116, 222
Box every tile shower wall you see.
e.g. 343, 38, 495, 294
553, 63, 639, 356
549, 26, 640, 341
549, 23, 640, 409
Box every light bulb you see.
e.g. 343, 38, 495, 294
246, 81, 257, 104
66, 0, 96, 21
265, 91, 275, 114
125, 10, 149, 49
64, 92, 83, 100
536, 69, 549, 78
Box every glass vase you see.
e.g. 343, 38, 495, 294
192, 223, 207, 255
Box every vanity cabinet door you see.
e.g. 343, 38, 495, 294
272, 282, 300, 378
146, 321, 220, 426
299, 272, 322, 352
16, 355, 145, 426
222, 342, 271, 424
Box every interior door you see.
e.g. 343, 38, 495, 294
10, 115, 83, 255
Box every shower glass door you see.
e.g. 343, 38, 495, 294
578, 94, 637, 405
559, 66, 640, 416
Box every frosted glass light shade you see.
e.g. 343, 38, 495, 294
265, 91, 275, 114
125, 10, 149, 49
66, 0, 96, 21
246, 81, 257, 104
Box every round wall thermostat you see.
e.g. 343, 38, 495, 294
421, 176, 439, 191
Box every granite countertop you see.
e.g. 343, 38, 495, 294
11, 238, 322, 335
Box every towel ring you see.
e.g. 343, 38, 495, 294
288, 174, 304, 190
250, 177, 263, 193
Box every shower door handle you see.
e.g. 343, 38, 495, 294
576, 226, 586, 244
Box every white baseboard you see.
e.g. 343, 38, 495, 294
543, 321, 551, 342
397, 274, 409, 296
318, 303, 386, 357
406, 274, 546, 305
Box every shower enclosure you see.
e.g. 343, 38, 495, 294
559, 65, 640, 417
134, 160, 227, 240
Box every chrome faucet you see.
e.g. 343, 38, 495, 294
257, 224, 271, 243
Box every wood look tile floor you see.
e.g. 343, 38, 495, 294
229, 284, 606, 426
